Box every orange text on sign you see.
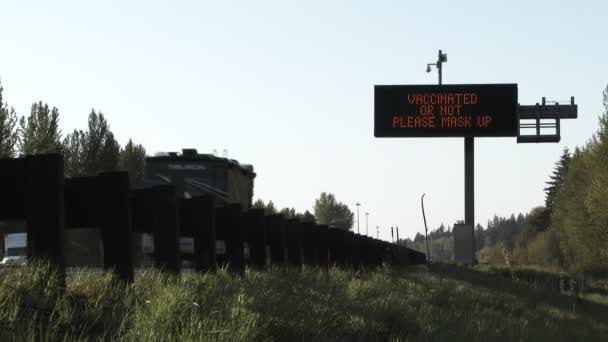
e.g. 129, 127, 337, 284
407, 93, 479, 105
392, 115, 436, 128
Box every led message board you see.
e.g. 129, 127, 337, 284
374, 84, 518, 137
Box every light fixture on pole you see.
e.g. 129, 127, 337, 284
425, 49, 447, 85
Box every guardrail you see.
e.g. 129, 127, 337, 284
0, 154, 426, 285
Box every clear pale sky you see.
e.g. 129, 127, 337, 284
1, 0, 606, 241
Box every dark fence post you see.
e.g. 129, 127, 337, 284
396, 245, 404, 265
315, 224, 330, 268
341, 230, 354, 268
300, 222, 316, 267
98, 171, 134, 283
286, 219, 303, 270
327, 228, 344, 267
266, 214, 287, 267
131, 188, 153, 268
152, 185, 180, 274
348, 232, 360, 269
0, 158, 26, 219
180, 196, 216, 272
228, 204, 245, 274
393, 245, 403, 266
215, 204, 245, 274
25, 154, 66, 285
243, 208, 266, 270
358, 235, 366, 268
370, 238, 379, 268
361, 236, 373, 268
376, 240, 384, 266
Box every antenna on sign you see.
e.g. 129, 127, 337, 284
222, 149, 228, 158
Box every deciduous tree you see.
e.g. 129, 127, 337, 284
62, 109, 120, 176
17, 101, 63, 155
313, 192, 354, 230
63, 129, 85, 177
82, 109, 120, 175
119, 139, 146, 187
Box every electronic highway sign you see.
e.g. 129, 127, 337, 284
374, 84, 518, 137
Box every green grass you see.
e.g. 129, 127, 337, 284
1, 261, 607, 341
472, 263, 608, 304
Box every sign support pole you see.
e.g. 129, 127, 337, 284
437, 49, 475, 264
465, 137, 475, 262
438, 49, 475, 264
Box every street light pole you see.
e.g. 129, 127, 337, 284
376, 226, 379, 239
365, 212, 369, 236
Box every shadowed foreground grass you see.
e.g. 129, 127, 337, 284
0, 262, 607, 341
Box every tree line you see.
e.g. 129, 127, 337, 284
253, 192, 355, 231
1, 78, 356, 232
403, 84, 608, 274
0, 79, 146, 186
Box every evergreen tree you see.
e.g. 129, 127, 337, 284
598, 84, 608, 143
544, 147, 571, 217
299, 210, 316, 223
265, 200, 277, 215
0, 81, 18, 158
279, 207, 297, 218
252, 199, 315, 222
17, 101, 63, 155
252, 199, 266, 209
251, 199, 278, 215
